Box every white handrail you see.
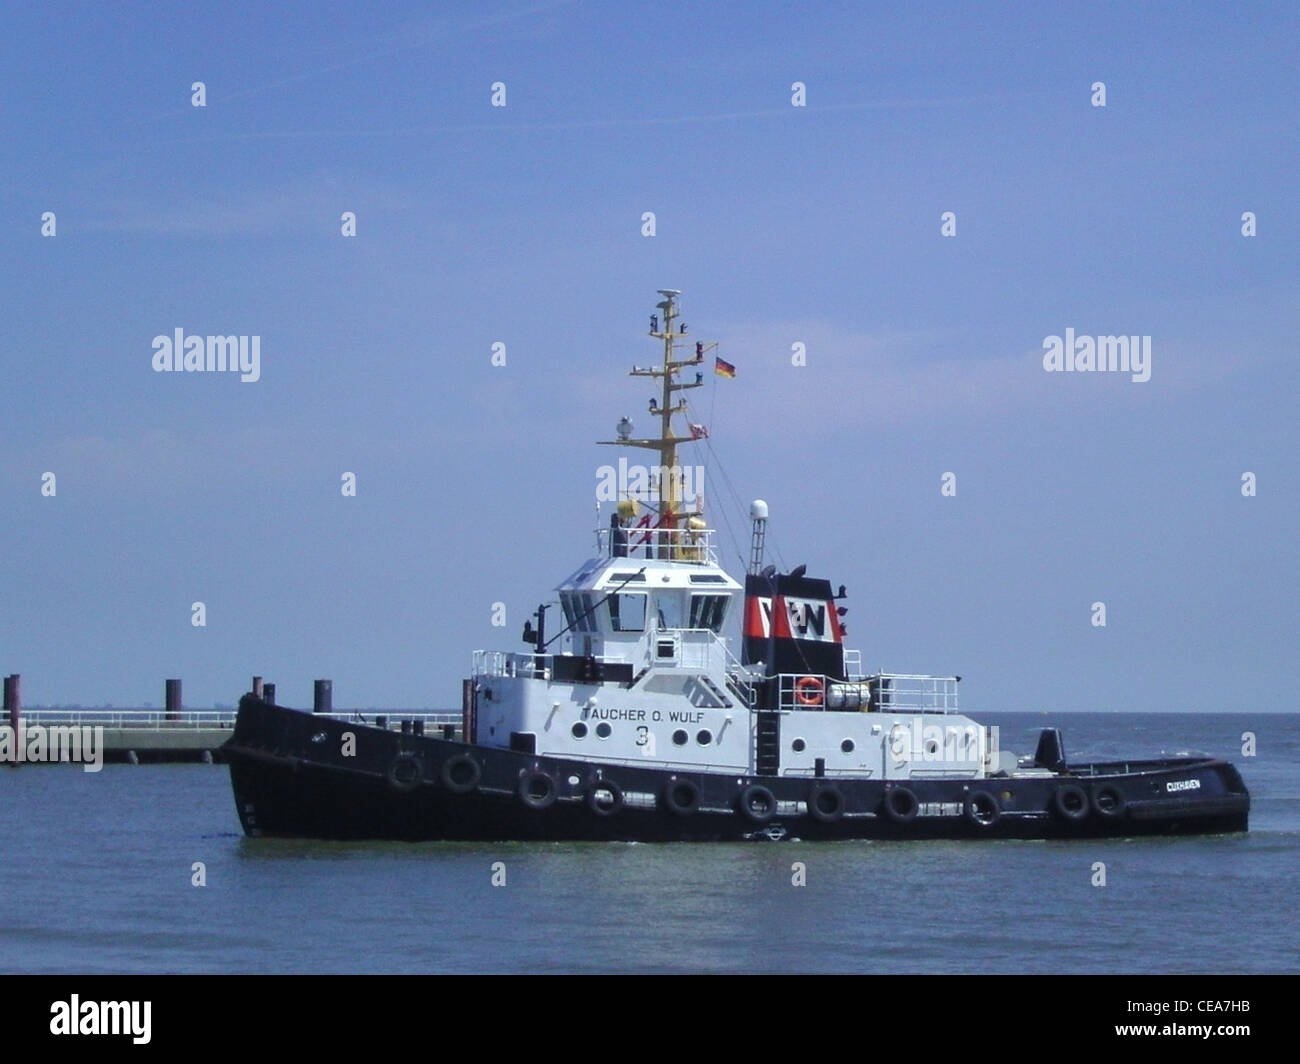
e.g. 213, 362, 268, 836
14, 708, 462, 730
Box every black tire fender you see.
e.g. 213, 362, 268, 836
1052, 783, 1090, 821
964, 789, 1001, 828
737, 783, 777, 823
881, 785, 919, 824
1091, 782, 1127, 819
386, 754, 423, 793
517, 768, 557, 810
662, 777, 701, 816
586, 777, 624, 817
439, 753, 481, 795
807, 782, 845, 823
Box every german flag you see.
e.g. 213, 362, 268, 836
714, 356, 736, 378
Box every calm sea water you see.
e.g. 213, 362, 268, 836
1, 712, 1295, 974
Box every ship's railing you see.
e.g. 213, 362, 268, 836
473, 637, 759, 707
473, 650, 551, 680
775, 672, 960, 714
655, 629, 722, 671
476, 634, 731, 678
871, 674, 960, 714
843, 649, 864, 680
312, 710, 463, 728
719, 637, 760, 707
10, 708, 463, 730
596, 524, 718, 565
473, 642, 722, 681
13, 708, 238, 730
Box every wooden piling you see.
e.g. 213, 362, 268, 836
4, 674, 20, 732
313, 679, 332, 714
165, 678, 182, 721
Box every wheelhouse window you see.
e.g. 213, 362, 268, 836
655, 592, 686, 630
608, 593, 646, 632
561, 591, 600, 633
689, 594, 728, 632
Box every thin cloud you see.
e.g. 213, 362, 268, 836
161, 93, 1025, 145
128, 1, 579, 125
76, 174, 411, 237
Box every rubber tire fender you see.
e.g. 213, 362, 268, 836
881, 786, 919, 824
737, 783, 778, 823
1091, 782, 1127, 819
807, 782, 845, 823
386, 754, 423, 793
1052, 783, 1090, 821
586, 777, 624, 817
518, 768, 558, 810
662, 777, 701, 816
964, 789, 1001, 828
439, 753, 482, 795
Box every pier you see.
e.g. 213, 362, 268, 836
1, 675, 460, 764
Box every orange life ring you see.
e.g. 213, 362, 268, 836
795, 676, 824, 706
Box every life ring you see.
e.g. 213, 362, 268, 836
1052, 783, 1090, 821
807, 782, 845, 823
517, 768, 557, 810
586, 777, 624, 817
386, 754, 423, 793
881, 786, 919, 824
795, 676, 824, 706
737, 783, 777, 823
964, 789, 1001, 828
662, 777, 701, 816
1090, 783, 1127, 819
439, 753, 481, 795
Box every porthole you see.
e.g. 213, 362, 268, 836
596, 722, 612, 739
841, 739, 855, 754
571, 722, 588, 739
672, 729, 689, 746
791, 738, 807, 753
697, 729, 713, 746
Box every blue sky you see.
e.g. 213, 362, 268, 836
2, 1, 1296, 713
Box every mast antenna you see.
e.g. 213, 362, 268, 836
597, 288, 716, 558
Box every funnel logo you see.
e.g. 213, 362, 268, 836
745, 596, 841, 643
786, 599, 830, 640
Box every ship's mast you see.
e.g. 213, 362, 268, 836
598, 289, 715, 550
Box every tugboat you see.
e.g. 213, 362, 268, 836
224, 290, 1250, 841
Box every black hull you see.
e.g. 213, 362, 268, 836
224, 696, 1250, 843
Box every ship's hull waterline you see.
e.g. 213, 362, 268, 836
225, 698, 1249, 843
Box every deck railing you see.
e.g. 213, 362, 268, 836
596, 524, 718, 565
15, 709, 237, 730
13, 708, 462, 730
775, 672, 960, 714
